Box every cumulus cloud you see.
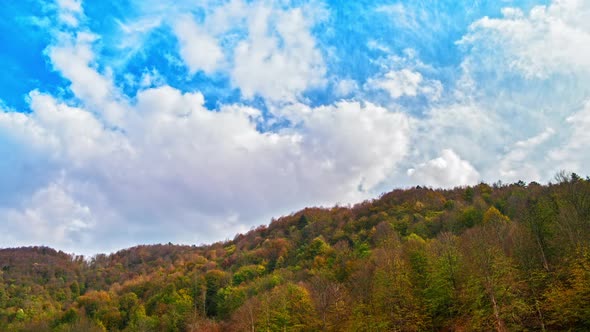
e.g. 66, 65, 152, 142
56, 0, 84, 26
4, 0, 590, 253
366, 69, 442, 100
460, 1, 590, 79
121, 0, 327, 102
499, 128, 556, 182
0, 88, 410, 251
455, 0, 590, 181
456, 0, 590, 132
407, 149, 480, 188
333, 79, 359, 97
46, 31, 128, 127
550, 101, 590, 173
231, 5, 326, 101
138, 68, 165, 88
298, 101, 411, 192
0, 6, 410, 252
0, 182, 95, 253
414, 103, 505, 173
173, 15, 224, 74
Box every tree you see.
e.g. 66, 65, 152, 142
70, 281, 80, 299
524, 196, 556, 272
125, 304, 156, 332
216, 286, 245, 319
553, 174, 590, 253
544, 247, 590, 330
368, 239, 428, 331
229, 296, 261, 332
461, 222, 527, 332
305, 271, 348, 331
425, 232, 462, 329
76, 290, 122, 331
204, 270, 229, 317
232, 265, 265, 286
119, 292, 139, 328
257, 283, 318, 331
483, 207, 510, 225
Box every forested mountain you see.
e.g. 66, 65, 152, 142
1, 173, 590, 331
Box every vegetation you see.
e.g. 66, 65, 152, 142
2, 173, 590, 331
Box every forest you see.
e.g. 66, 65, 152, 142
1, 172, 590, 331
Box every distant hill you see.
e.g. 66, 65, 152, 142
1, 174, 590, 331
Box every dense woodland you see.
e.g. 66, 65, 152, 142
1, 173, 590, 331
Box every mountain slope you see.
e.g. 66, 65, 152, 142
1, 175, 590, 331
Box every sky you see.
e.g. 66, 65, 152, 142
1, 0, 589, 255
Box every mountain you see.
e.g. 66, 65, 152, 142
1, 173, 590, 331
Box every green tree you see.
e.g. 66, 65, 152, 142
257, 283, 318, 331
370, 241, 428, 331
461, 223, 528, 332
425, 232, 462, 329
544, 247, 590, 330
204, 270, 229, 317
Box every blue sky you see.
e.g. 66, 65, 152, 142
0, 0, 588, 254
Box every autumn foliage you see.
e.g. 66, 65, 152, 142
1, 174, 590, 331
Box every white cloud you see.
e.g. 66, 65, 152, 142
118, 0, 327, 102
56, 0, 84, 27
204, 0, 248, 35
0, 109, 56, 152
57, 0, 82, 13
113, 17, 164, 65
416, 103, 504, 170
27, 91, 131, 165
407, 149, 480, 188
0, 182, 95, 253
333, 79, 359, 97
375, 3, 418, 30
46, 31, 128, 127
454, 0, 590, 182
550, 101, 590, 173
7, 0, 590, 254
1, 80, 411, 252
499, 128, 556, 182
375, 3, 406, 16
139, 68, 165, 88
231, 5, 326, 101
299, 101, 411, 192
173, 15, 224, 74
110, 0, 327, 102
366, 69, 442, 100
460, 0, 590, 79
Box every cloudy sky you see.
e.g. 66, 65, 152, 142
1, 0, 589, 254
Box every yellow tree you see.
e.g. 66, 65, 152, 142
460, 211, 528, 332
369, 237, 428, 331
256, 283, 318, 331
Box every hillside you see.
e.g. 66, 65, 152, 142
1, 173, 590, 331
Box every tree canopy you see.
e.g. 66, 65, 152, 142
1, 175, 590, 331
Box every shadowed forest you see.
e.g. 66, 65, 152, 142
1, 173, 590, 331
